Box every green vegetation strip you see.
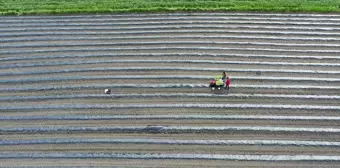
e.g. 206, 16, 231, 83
1, 0, 339, 16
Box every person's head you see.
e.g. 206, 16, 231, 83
222, 71, 226, 76
227, 77, 229, 79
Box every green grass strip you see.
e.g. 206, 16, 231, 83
0, 0, 339, 15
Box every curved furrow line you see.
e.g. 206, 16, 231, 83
1, 104, 340, 111
4, 19, 340, 27
1, 126, 340, 133
1, 152, 340, 161
2, 53, 339, 62
1, 67, 339, 76
3, 12, 340, 19
0, 21, 339, 31
1, 138, 340, 147
0, 167, 110, 168
2, 35, 340, 43
1, 84, 339, 92
3, 20, 340, 27
2, 30, 339, 38
1, 75, 340, 84
2, 115, 340, 121
1, 60, 340, 69
2, 47, 340, 55
0, 83, 203, 92
1, 25, 340, 33
2, 16, 340, 24
1, 93, 340, 101
3, 41, 340, 49
1, 93, 339, 101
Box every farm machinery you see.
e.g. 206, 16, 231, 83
209, 76, 226, 91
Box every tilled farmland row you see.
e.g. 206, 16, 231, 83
1, 12, 340, 167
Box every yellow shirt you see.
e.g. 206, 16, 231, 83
216, 79, 223, 85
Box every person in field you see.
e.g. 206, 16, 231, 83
222, 71, 227, 82
222, 71, 227, 88
226, 77, 231, 90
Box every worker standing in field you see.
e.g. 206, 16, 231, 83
222, 71, 227, 82
222, 71, 227, 88
226, 77, 231, 90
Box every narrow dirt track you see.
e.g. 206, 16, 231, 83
1, 12, 340, 167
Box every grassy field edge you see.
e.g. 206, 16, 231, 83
1, 0, 340, 16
